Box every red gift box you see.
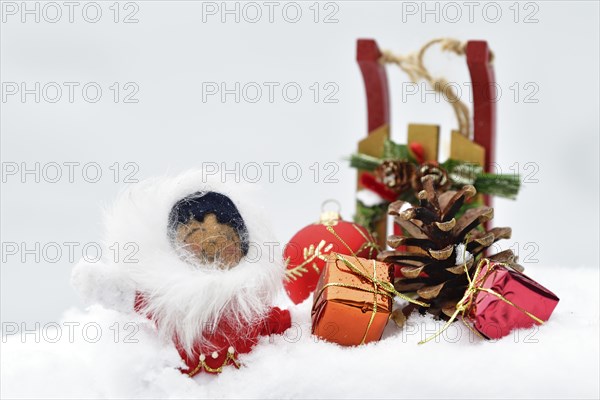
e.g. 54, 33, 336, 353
422, 259, 559, 343
468, 260, 559, 339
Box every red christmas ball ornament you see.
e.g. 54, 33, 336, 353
283, 204, 378, 304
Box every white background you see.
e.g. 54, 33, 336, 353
1, 0, 599, 332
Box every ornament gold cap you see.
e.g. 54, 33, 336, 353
319, 199, 342, 225
319, 210, 341, 224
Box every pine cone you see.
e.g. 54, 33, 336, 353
378, 175, 521, 318
376, 161, 451, 197
375, 161, 415, 193
411, 162, 451, 193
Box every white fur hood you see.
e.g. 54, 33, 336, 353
71, 170, 284, 351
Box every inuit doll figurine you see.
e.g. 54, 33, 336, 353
72, 171, 291, 376
168, 191, 248, 269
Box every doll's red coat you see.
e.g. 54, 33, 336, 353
134, 292, 291, 376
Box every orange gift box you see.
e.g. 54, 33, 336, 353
311, 253, 393, 346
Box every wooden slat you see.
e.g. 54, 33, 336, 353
357, 124, 389, 158
466, 41, 496, 173
357, 39, 391, 133
450, 130, 485, 218
356, 39, 391, 249
407, 124, 440, 162
449, 130, 485, 165
466, 40, 496, 220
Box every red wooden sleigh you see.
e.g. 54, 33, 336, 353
356, 38, 496, 248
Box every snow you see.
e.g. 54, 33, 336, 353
2, 265, 599, 399
356, 189, 385, 207
455, 243, 473, 265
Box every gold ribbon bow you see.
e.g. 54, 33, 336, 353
419, 258, 545, 345
315, 253, 429, 345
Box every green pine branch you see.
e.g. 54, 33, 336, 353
474, 174, 521, 199
349, 153, 382, 171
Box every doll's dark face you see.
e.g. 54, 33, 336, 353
175, 213, 244, 269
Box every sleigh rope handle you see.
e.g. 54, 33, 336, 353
380, 38, 494, 138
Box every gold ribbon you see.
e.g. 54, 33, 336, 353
314, 253, 429, 345
419, 258, 544, 345
326, 224, 379, 258
188, 351, 240, 376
